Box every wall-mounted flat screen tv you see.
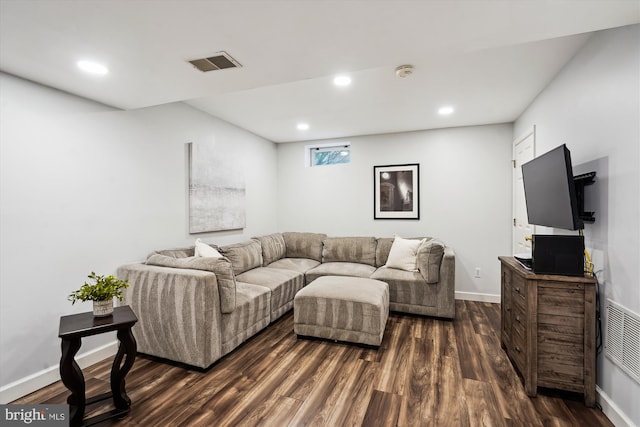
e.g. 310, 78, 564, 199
521, 144, 584, 231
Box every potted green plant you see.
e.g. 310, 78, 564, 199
68, 272, 130, 317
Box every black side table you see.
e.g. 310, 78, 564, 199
58, 305, 138, 427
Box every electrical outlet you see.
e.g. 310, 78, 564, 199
474, 267, 481, 278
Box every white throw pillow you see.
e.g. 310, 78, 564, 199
385, 236, 425, 271
195, 238, 223, 258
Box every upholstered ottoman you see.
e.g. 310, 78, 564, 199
294, 276, 389, 346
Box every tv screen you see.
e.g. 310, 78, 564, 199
521, 144, 584, 230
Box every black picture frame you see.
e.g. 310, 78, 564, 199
373, 163, 420, 219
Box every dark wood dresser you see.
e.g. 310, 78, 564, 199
499, 256, 596, 407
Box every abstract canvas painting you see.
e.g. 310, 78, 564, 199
188, 142, 246, 233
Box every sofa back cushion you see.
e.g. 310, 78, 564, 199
145, 253, 236, 314
219, 240, 264, 275
253, 233, 286, 266
417, 239, 445, 284
375, 238, 394, 267
155, 247, 195, 258
322, 237, 377, 266
283, 232, 326, 262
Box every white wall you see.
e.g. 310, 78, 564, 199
277, 124, 513, 300
514, 24, 640, 426
0, 73, 278, 391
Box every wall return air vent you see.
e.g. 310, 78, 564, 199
188, 51, 242, 72
605, 299, 640, 384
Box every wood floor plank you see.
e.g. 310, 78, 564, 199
325, 357, 378, 427
301, 349, 366, 427
482, 301, 502, 336
479, 332, 544, 426
278, 340, 342, 401
433, 355, 471, 427
286, 345, 354, 426
463, 378, 508, 427
465, 300, 494, 337
397, 334, 431, 426
362, 389, 403, 427
376, 319, 412, 394
454, 301, 491, 382
13, 302, 615, 427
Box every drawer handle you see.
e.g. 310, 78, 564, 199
515, 287, 521, 293
506, 307, 511, 312
515, 346, 522, 353
515, 315, 520, 322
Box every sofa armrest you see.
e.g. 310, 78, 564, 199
416, 239, 445, 283
117, 263, 224, 369
435, 246, 456, 318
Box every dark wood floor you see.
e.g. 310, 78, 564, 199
14, 301, 613, 426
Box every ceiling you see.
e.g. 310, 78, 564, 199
1, 1, 638, 143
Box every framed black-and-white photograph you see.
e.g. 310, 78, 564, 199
374, 163, 420, 219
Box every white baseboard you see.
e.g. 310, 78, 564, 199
597, 386, 636, 427
0, 341, 118, 404
455, 291, 501, 304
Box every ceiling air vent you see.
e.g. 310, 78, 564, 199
188, 51, 242, 72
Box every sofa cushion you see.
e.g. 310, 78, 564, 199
305, 262, 377, 284
266, 258, 321, 274
385, 237, 425, 272
322, 237, 377, 267
253, 233, 286, 266
219, 240, 264, 275
221, 282, 271, 354
417, 239, 445, 284
370, 267, 436, 308
145, 254, 236, 314
235, 267, 304, 320
283, 232, 326, 262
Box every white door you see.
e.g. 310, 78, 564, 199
513, 127, 535, 254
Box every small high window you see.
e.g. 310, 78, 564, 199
306, 143, 351, 167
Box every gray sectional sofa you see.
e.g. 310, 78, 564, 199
117, 232, 455, 369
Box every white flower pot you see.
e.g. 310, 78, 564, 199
93, 299, 114, 317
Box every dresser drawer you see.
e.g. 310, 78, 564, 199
511, 320, 526, 372
501, 267, 513, 344
511, 276, 527, 307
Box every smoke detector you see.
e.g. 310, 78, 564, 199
395, 64, 414, 78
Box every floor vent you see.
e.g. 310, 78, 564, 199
605, 299, 640, 384
188, 51, 242, 72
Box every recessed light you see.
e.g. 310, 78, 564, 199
77, 60, 109, 75
333, 75, 351, 87
438, 106, 454, 115
297, 123, 310, 131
